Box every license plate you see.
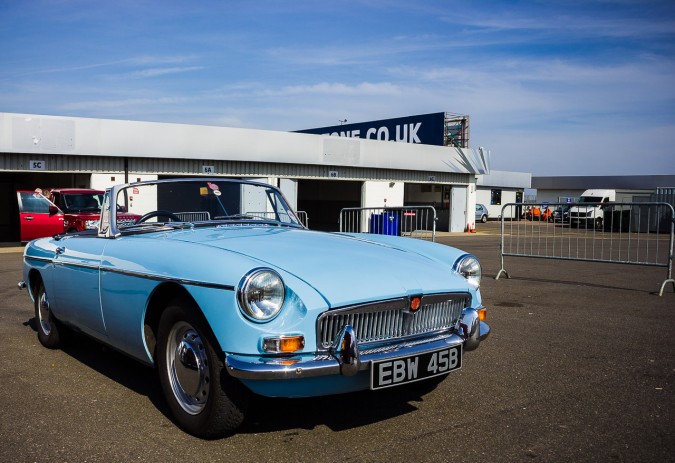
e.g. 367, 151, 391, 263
370, 345, 462, 390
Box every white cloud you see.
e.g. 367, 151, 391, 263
123, 66, 205, 79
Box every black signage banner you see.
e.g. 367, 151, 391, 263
296, 112, 446, 146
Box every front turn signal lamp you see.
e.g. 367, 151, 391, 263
477, 308, 487, 321
263, 335, 305, 353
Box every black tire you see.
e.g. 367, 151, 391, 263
480, 214, 487, 223
157, 300, 249, 438
34, 281, 64, 349
595, 218, 603, 229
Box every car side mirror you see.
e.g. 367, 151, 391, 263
49, 205, 59, 216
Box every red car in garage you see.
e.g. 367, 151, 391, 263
17, 188, 140, 241
47, 188, 106, 233
16, 190, 64, 242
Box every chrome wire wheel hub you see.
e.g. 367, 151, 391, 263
38, 291, 52, 336
166, 322, 210, 415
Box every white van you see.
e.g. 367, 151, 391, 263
569, 189, 614, 228
569, 189, 642, 228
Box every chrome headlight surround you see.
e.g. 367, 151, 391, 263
237, 268, 286, 322
455, 254, 482, 289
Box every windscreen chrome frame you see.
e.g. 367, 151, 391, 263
98, 178, 303, 238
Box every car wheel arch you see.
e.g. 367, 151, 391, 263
28, 268, 44, 301
144, 283, 222, 364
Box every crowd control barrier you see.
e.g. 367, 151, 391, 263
339, 206, 437, 242
495, 202, 675, 296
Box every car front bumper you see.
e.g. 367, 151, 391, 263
225, 308, 490, 383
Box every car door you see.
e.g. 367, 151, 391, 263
51, 235, 107, 337
16, 191, 64, 241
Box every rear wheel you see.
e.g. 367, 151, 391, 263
157, 300, 248, 437
34, 281, 64, 349
480, 214, 487, 223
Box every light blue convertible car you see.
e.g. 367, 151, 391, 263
19, 178, 490, 438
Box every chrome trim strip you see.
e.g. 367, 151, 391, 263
54, 261, 99, 270
24, 256, 52, 264
24, 256, 234, 291
101, 267, 236, 291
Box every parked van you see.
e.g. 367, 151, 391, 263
569, 189, 613, 228
569, 189, 640, 228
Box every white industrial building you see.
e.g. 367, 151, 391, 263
531, 175, 675, 203
476, 170, 531, 219
1, 112, 497, 241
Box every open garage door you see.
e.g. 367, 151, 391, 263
404, 183, 453, 231
297, 180, 362, 231
0, 173, 92, 242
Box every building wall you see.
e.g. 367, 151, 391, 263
362, 181, 405, 209
476, 188, 521, 219
0, 112, 496, 239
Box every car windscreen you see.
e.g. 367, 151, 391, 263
578, 196, 604, 203
114, 180, 301, 231
62, 193, 104, 212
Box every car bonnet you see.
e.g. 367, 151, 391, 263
165, 226, 471, 308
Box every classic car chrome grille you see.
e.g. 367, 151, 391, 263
317, 293, 469, 349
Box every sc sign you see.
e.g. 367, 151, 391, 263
29, 160, 46, 171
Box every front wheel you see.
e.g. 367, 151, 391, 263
157, 300, 249, 437
34, 281, 64, 349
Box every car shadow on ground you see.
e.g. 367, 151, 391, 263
24, 316, 440, 435
240, 380, 439, 434
25, 316, 170, 415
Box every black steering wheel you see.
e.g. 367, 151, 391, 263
135, 210, 182, 224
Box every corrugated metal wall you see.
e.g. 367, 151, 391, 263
2, 153, 471, 185
1, 153, 125, 173
132, 158, 471, 184
655, 187, 675, 208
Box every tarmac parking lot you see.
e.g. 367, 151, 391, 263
1, 222, 673, 463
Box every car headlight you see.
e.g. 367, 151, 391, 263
237, 269, 285, 322
455, 255, 482, 289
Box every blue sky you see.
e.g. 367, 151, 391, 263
1, 0, 674, 176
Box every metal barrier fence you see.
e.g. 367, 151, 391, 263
339, 206, 437, 241
496, 202, 675, 296
296, 211, 309, 228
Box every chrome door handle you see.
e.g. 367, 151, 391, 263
55, 247, 65, 255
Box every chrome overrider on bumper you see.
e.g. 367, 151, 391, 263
225, 307, 490, 381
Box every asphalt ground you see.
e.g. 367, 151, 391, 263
1, 222, 673, 463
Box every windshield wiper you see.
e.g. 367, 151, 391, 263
120, 221, 193, 232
